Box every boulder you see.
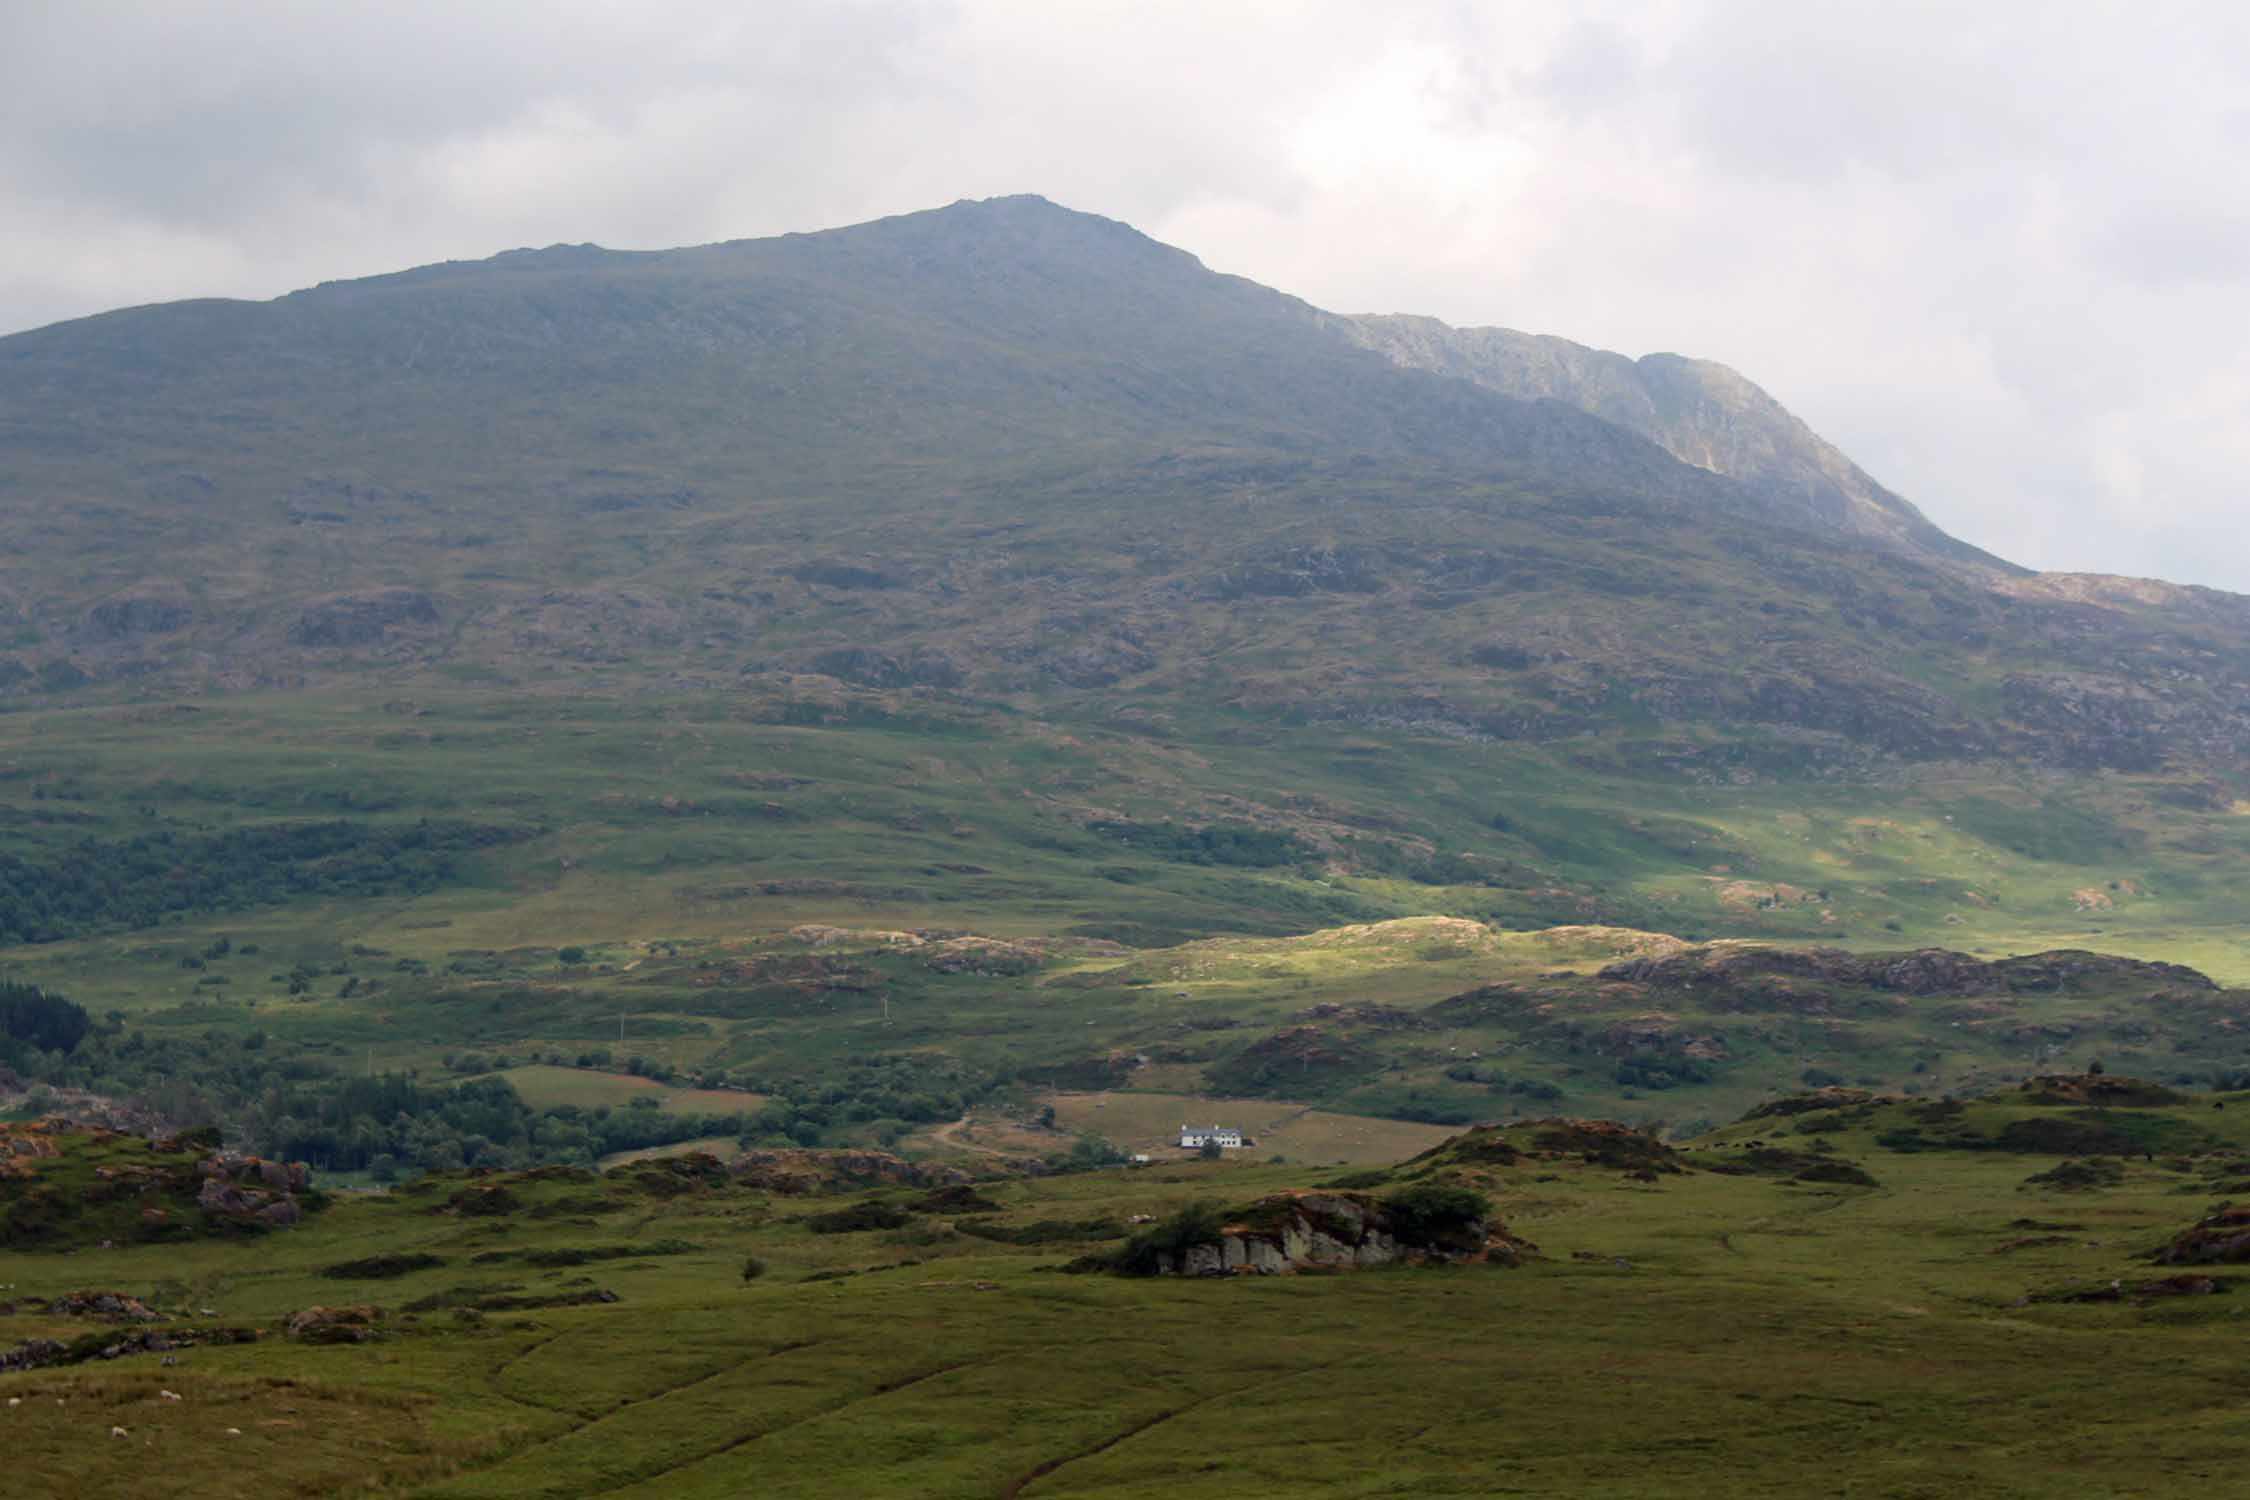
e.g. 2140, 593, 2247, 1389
286, 1305, 381, 1344
47, 1291, 159, 1322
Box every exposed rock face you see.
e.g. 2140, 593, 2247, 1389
0, 1124, 65, 1179
196, 1152, 314, 1226
1149, 1191, 1529, 1276
47, 1291, 160, 1321
83, 594, 192, 641
1328, 312, 1995, 568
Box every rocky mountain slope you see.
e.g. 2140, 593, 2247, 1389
1, 197, 2244, 777
0, 196, 2246, 975
1329, 311, 2001, 567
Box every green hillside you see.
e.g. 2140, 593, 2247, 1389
1, 186, 2249, 1157
4, 201, 2250, 1496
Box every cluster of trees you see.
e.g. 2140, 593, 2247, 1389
734, 1056, 993, 1148
0, 819, 525, 944
0, 982, 91, 1069
253, 1075, 750, 1176
5, 989, 1020, 1176
2, 1007, 749, 1174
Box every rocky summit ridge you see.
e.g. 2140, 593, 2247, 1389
1329, 311, 2004, 569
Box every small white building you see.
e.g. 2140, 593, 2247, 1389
1178, 1124, 1244, 1150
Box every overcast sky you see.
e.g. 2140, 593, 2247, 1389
4, 1, 2245, 587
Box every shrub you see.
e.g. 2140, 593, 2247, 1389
955, 1216, 1125, 1245
804, 1200, 911, 1234
1381, 1185, 1491, 1245
320, 1252, 447, 1280
741, 1255, 767, 1283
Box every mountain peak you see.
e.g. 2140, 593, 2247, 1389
779, 192, 1206, 275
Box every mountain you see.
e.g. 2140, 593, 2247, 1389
7, 201, 2249, 1500
0, 194, 1760, 529
3, 194, 2250, 1250
0, 193, 2247, 976
3, 196, 2246, 762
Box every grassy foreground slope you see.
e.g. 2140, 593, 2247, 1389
5, 1082, 2250, 1497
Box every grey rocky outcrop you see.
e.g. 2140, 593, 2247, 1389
195, 1152, 314, 1227
1150, 1191, 1524, 1277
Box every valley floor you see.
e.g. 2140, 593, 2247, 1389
7, 1098, 2250, 1497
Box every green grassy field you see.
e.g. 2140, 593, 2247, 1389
6, 1082, 2250, 1497
462, 1066, 765, 1119
1042, 1091, 1459, 1166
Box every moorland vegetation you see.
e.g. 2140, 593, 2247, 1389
4, 196, 2250, 1491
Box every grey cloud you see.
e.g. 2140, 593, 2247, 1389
2090, 201, 2250, 289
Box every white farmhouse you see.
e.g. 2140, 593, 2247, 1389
1177, 1123, 1244, 1150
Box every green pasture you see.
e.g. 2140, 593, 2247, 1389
8, 1083, 2250, 1496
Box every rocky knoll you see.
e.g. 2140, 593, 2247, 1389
1406, 1119, 1690, 1179
286, 1304, 383, 1345
2152, 1206, 2250, 1267
729, 1148, 970, 1196
0, 1121, 319, 1246
1112, 1187, 1530, 1277
195, 1151, 315, 1228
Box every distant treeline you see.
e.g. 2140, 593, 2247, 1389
734, 1056, 993, 1148
6, 1014, 980, 1175
257, 1074, 748, 1175
0, 819, 530, 943
9, 1017, 752, 1173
